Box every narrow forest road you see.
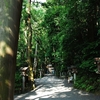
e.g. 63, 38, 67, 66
14, 74, 100, 100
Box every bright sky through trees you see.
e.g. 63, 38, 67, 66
32, 0, 46, 3
38, 0, 46, 2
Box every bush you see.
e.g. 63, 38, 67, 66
74, 72, 99, 93
15, 72, 22, 90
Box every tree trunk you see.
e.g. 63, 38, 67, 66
27, 0, 35, 90
33, 43, 38, 77
0, 0, 23, 100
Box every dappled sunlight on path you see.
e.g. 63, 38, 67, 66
14, 75, 100, 100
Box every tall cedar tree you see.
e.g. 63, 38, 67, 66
0, 0, 23, 100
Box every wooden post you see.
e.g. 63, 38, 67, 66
39, 69, 42, 78
22, 75, 25, 92
74, 73, 76, 84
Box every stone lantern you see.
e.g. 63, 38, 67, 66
71, 65, 77, 84
20, 67, 28, 92
71, 65, 77, 74
94, 57, 100, 74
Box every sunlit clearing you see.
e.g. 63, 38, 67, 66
0, 41, 13, 57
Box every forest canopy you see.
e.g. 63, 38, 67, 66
16, 0, 100, 93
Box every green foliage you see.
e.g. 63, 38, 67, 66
15, 1, 49, 91
41, 0, 100, 93
74, 75, 97, 92
15, 72, 22, 89
79, 59, 95, 72
15, 0, 100, 93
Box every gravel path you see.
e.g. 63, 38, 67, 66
14, 74, 100, 100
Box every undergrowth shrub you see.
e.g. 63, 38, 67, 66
74, 71, 100, 93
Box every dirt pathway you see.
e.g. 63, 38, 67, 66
14, 74, 100, 100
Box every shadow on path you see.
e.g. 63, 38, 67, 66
14, 74, 100, 100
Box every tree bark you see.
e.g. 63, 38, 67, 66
33, 43, 38, 77
0, 0, 23, 100
27, 0, 35, 89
